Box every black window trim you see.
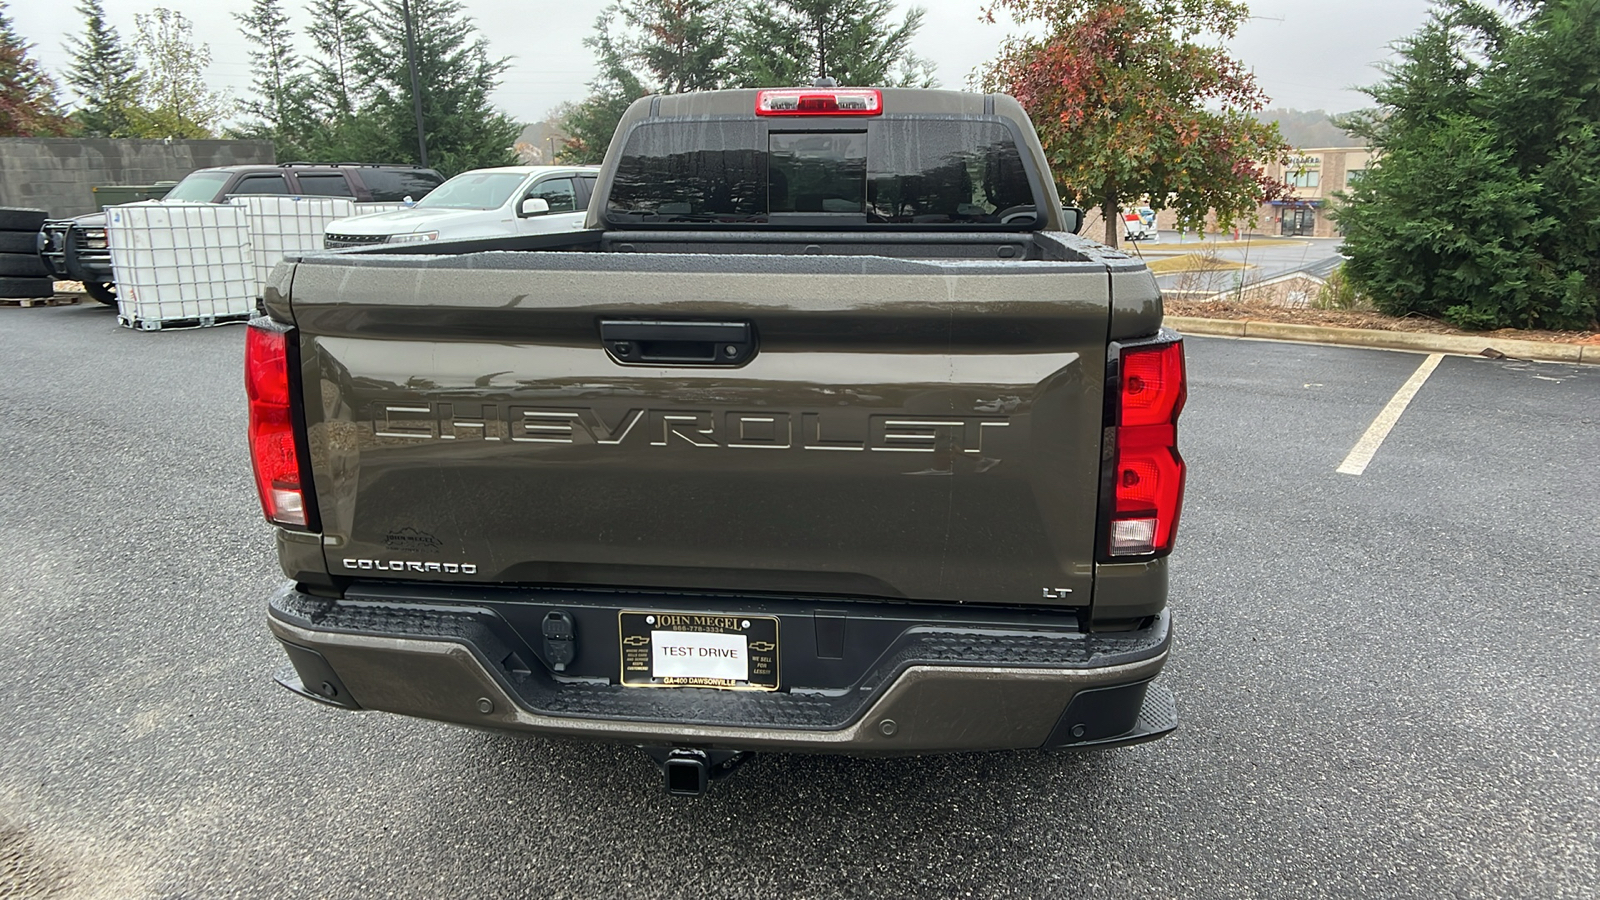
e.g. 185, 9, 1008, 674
290, 170, 359, 198
228, 172, 294, 196
597, 113, 1051, 233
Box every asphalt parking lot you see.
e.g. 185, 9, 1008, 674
2, 301, 1596, 899
1135, 235, 1345, 293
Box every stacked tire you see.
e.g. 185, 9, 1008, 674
0, 207, 54, 300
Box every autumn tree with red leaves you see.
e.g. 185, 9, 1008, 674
0, 1, 71, 137
980, 0, 1290, 246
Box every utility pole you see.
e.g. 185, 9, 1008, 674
400, 0, 428, 167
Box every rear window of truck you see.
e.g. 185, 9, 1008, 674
606, 119, 1041, 228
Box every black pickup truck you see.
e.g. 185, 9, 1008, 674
249, 86, 1187, 795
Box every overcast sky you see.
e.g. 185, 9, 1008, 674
12, 0, 1437, 126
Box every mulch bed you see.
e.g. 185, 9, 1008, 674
1164, 297, 1599, 346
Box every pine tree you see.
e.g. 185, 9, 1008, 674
618, 0, 736, 93
0, 1, 71, 136
555, 1, 732, 164
132, 7, 230, 138
558, 0, 934, 163
348, 0, 518, 173
237, 0, 307, 134
304, 0, 367, 121
730, 0, 933, 88
555, 9, 649, 164
64, 0, 144, 137
235, 0, 313, 158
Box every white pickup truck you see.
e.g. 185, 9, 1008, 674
322, 165, 601, 248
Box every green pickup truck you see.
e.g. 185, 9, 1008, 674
248, 85, 1188, 795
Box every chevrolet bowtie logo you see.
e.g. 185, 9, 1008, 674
749, 641, 775, 652
623, 636, 650, 646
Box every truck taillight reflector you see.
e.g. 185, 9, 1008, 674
246, 321, 309, 528
756, 88, 882, 116
1109, 339, 1186, 557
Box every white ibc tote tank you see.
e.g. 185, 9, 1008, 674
105, 202, 255, 331
233, 196, 359, 296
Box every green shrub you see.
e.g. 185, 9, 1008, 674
1313, 263, 1371, 311
1331, 0, 1600, 332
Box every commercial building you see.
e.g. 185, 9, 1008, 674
1152, 145, 1373, 239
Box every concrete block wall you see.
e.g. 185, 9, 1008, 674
0, 139, 276, 218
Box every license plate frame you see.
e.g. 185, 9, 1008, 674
618, 612, 779, 691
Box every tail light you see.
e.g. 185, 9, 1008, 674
246, 319, 315, 529
1103, 336, 1186, 557
756, 88, 882, 116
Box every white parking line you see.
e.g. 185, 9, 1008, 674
1337, 353, 1444, 476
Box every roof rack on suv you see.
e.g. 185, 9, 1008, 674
275, 160, 435, 168
331, 162, 433, 169
275, 161, 432, 169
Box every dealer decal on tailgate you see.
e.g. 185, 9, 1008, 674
619, 612, 779, 690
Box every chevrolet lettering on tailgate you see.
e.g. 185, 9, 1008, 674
372, 404, 1013, 454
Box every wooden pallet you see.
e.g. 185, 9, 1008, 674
0, 294, 81, 308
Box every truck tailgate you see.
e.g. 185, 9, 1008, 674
289, 253, 1113, 607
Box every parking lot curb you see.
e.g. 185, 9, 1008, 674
1166, 316, 1598, 365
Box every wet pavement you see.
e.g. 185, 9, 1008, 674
1132, 234, 1346, 295
1, 303, 1596, 899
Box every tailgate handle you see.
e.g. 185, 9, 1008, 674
600, 319, 755, 365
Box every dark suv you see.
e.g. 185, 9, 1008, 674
40, 163, 443, 305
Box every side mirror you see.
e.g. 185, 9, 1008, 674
519, 197, 550, 217
1061, 206, 1085, 235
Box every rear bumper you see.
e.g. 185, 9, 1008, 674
267, 583, 1175, 754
